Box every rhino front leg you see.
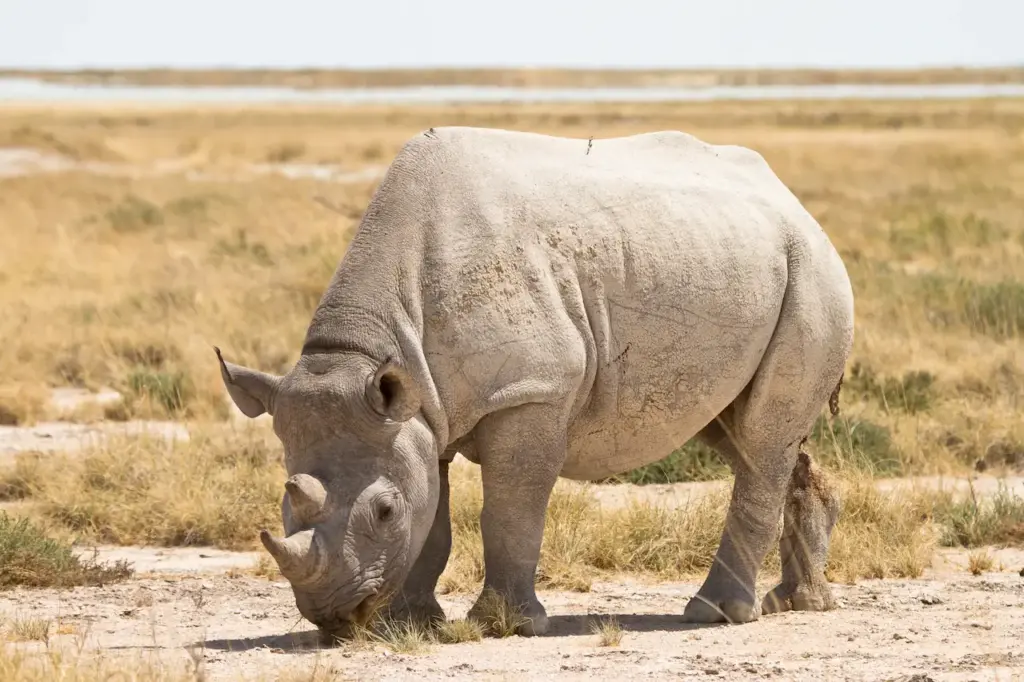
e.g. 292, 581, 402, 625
466, 404, 565, 637
762, 448, 840, 615
683, 420, 798, 624
383, 458, 452, 627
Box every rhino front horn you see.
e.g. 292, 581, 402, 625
285, 474, 328, 524
259, 528, 323, 585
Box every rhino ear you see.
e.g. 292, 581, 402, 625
366, 358, 420, 422
214, 347, 281, 418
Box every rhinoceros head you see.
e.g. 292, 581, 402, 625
214, 347, 439, 636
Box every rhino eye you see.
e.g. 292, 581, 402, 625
376, 500, 394, 523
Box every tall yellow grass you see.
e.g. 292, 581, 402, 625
1, 98, 1021, 473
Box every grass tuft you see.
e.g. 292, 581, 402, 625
8, 617, 51, 644
0, 385, 48, 427
967, 548, 994, 575
126, 367, 192, 415
468, 589, 530, 638
105, 194, 164, 233
937, 484, 1024, 548
590, 616, 624, 647
432, 618, 484, 644
822, 478, 937, 583
349, 616, 431, 654
0, 512, 132, 589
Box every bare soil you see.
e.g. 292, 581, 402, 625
2, 547, 1022, 681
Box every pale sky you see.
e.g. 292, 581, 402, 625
0, 0, 1021, 70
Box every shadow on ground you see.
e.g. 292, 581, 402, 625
198, 629, 328, 652
546, 613, 717, 637
194, 613, 719, 652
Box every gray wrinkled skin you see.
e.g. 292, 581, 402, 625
216, 126, 855, 637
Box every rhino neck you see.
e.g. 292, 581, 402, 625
301, 220, 450, 455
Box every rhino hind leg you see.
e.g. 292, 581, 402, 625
683, 266, 851, 625
382, 459, 452, 627
684, 419, 799, 624
762, 445, 840, 615
465, 403, 566, 637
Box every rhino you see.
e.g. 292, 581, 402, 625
216, 126, 854, 638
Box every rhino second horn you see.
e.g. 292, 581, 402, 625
259, 528, 322, 584
285, 474, 328, 524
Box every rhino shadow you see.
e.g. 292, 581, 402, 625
545, 613, 719, 637
193, 613, 720, 651
196, 628, 329, 652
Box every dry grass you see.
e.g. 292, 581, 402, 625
0, 647, 207, 682
7, 616, 51, 643
1, 98, 1022, 480
0, 385, 48, 427
442, 462, 946, 592
590, 616, 624, 647
466, 588, 531, 638
0, 427, 285, 550
0, 425, 974, 588
824, 479, 939, 583
432, 618, 484, 644
349, 617, 432, 654
967, 549, 995, 575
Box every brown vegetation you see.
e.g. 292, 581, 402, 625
0, 97, 1021, 476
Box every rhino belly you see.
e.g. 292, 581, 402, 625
559, 313, 776, 481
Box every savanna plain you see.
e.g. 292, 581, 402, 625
0, 93, 1023, 681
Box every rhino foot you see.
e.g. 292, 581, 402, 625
381, 594, 447, 628
467, 588, 549, 637
681, 595, 759, 624
761, 581, 836, 615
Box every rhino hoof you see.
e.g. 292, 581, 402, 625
682, 595, 758, 624
516, 611, 549, 637
762, 582, 836, 615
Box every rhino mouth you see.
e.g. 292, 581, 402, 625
351, 593, 379, 624
317, 588, 382, 640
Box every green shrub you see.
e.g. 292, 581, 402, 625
0, 512, 132, 589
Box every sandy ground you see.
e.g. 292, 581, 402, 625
3, 391, 1024, 680
2, 549, 1022, 682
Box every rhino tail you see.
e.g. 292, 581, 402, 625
828, 372, 843, 418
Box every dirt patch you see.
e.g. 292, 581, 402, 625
0, 146, 387, 184
0, 420, 189, 462
78, 546, 263, 576
2, 549, 1022, 681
